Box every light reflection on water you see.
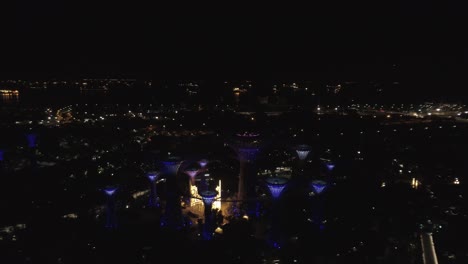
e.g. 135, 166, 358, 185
1, 94, 19, 104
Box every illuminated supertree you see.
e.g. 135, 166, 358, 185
161, 156, 183, 175
147, 171, 160, 208
311, 180, 327, 195
184, 167, 199, 186
265, 177, 289, 249
183, 167, 200, 206
160, 156, 185, 229
229, 132, 262, 202
265, 177, 288, 199
295, 144, 312, 161
103, 186, 118, 229
310, 179, 328, 231
198, 159, 209, 170
197, 159, 210, 192
322, 159, 335, 173
292, 144, 312, 181
199, 190, 218, 240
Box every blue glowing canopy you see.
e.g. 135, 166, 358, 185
295, 144, 312, 161
266, 177, 288, 199
311, 180, 327, 194
232, 132, 262, 162
162, 156, 183, 175
104, 186, 118, 196
198, 159, 209, 168
147, 171, 159, 182
0, 149, 4, 161
326, 163, 335, 171
184, 168, 199, 178
199, 190, 218, 205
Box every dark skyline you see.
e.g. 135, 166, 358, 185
1, 2, 465, 84
2, 4, 468, 263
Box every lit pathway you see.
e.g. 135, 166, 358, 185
420, 232, 439, 264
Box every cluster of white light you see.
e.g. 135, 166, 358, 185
411, 178, 420, 189
132, 190, 149, 199
190, 185, 203, 209
214, 180, 221, 210
62, 213, 78, 219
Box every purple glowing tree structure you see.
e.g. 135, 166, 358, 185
295, 144, 312, 161
311, 180, 327, 195
230, 132, 262, 202
199, 190, 218, 240
184, 168, 199, 186
265, 177, 288, 249
161, 156, 183, 175
103, 186, 118, 229
265, 177, 289, 199
198, 159, 209, 170
325, 162, 335, 172
160, 156, 185, 229
200, 190, 217, 217
183, 167, 200, 206
310, 179, 328, 231
292, 144, 312, 181
147, 171, 160, 208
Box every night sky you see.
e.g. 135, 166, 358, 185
1, 2, 465, 87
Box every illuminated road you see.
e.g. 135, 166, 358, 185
420, 232, 439, 264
